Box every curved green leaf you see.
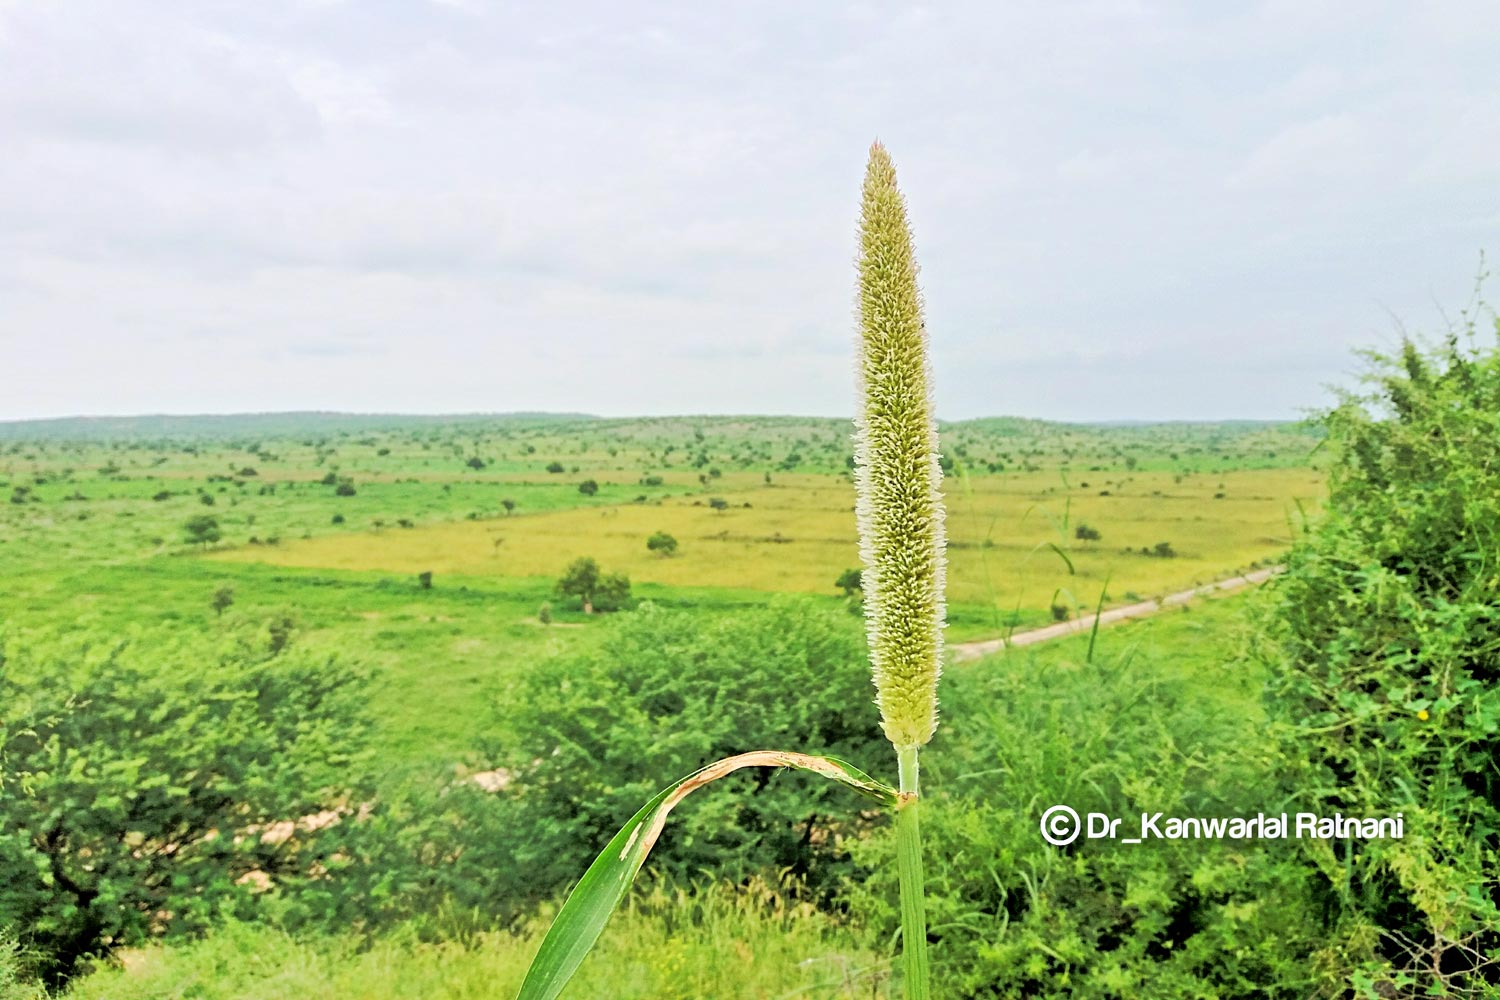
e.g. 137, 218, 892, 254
514, 750, 897, 1000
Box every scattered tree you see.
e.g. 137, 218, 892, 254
646, 531, 678, 557
417, 571, 433, 590
708, 497, 730, 512
545, 462, 565, 474
836, 567, 864, 598
1074, 523, 1102, 542
556, 557, 631, 614
578, 479, 599, 496
501, 498, 516, 516
183, 514, 221, 548
210, 584, 234, 616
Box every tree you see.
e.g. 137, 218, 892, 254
183, 514, 220, 548
211, 584, 235, 616
465, 456, 486, 470
555, 557, 631, 614
501, 498, 516, 516
417, 571, 433, 590
334, 480, 356, 497
646, 531, 678, 557
0, 635, 371, 982
1074, 523, 1101, 542
577, 479, 599, 496
545, 462, 565, 474
708, 497, 730, 512
836, 567, 863, 598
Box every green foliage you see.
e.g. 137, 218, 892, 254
1258, 321, 1500, 989
849, 605, 1325, 997
555, 557, 631, 613
0, 936, 46, 1000
0, 630, 372, 982
182, 514, 220, 548
645, 531, 677, 557
577, 479, 598, 496
211, 583, 234, 615
62, 885, 888, 1000
836, 568, 863, 598
515, 752, 895, 1000
485, 601, 891, 910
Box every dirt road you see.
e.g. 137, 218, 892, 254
949, 567, 1282, 663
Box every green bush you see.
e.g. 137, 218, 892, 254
847, 611, 1325, 998
0, 629, 372, 982
0, 936, 45, 1000
555, 556, 631, 613
484, 599, 891, 909
1258, 324, 1500, 990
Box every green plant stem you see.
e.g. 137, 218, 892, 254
896, 744, 931, 1000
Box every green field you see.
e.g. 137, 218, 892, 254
1, 411, 1356, 998
1, 414, 1320, 776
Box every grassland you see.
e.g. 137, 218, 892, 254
205, 466, 1316, 621
0, 412, 1325, 996
0, 412, 1321, 779
50, 585, 1267, 1000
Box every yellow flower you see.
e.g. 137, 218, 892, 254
1417, 709, 1430, 721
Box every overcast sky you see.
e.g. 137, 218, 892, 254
1, 1, 1496, 423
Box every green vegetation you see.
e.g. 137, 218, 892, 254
0, 631, 370, 983
1257, 326, 1500, 990
9, 311, 1495, 997
644, 531, 677, 557
555, 557, 632, 614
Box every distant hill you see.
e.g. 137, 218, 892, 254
0, 410, 1317, 444
0, 412, 597, 441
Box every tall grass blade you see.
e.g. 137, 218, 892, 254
1085, 571, 1112, 664
514, 751, 897, 1000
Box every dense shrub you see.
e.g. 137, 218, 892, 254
0, 630, 372, 982
555, 556, 631, 613
848, 622, 1323, 997
285, 601, 892, 936
1258, 323, 1500, 992
486, 599, 891, 907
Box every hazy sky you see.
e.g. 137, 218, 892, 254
2, 1, 1496, 423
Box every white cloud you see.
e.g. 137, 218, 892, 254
0, 0, 1495, 422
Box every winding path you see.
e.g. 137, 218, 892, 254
949, 567, 1282, 663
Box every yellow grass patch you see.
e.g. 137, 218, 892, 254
207, 469, 1322, 610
